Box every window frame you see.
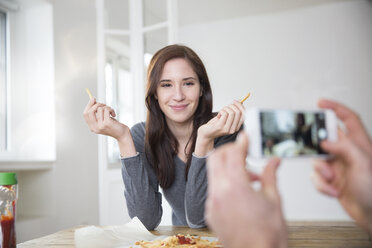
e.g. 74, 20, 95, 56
0, 8, 9, 152
0, 0, 56, 163
105, 50, 133, 163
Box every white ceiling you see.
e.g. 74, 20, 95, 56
105, 0, 354, 28
176, 0, 351, 26
104, 0, 356, 54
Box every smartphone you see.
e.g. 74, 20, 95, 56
245, 108, 338, 158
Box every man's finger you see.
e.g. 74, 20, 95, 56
207, 146, 229, 192
321, 138, 352, 160
236, 131, 249, 159
313, 160, 334, 182
318, 99, 357, 123
311, 171, 339, 197
261, 157, 281, 202
247, 170, 260, 182
318, 98, 372, 151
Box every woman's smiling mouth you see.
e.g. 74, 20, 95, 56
170, 104, 188, 111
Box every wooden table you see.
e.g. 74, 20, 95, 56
18, 222, 371, 247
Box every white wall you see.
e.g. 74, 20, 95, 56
179, 0, 372, 220
14, 0, 100, 242
52, 0, 99, 228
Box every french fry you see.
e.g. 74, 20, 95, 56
240, 92, 251, 104
85, 88, 93, 99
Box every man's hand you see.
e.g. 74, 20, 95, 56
312, 99, 372, 236
206, 132, 287, 248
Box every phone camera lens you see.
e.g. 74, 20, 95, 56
318, 128, 327, 140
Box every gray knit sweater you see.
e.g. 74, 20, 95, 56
121, 122, 240, 230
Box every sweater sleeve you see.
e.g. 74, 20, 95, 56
184, 154, 208, 228
184, 125, 244, 228
121, 122, 162, 230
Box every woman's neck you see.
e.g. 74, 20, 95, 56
166, 119, 193, 144
167, 119, 194, 163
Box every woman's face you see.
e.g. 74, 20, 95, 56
156, 58, 201, 126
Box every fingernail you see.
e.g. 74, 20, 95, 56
321, 166, 332, 180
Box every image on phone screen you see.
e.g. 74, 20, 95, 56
260, 111, 328, 157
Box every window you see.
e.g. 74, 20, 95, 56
105, 52, 133, 162
97, 0, 177, 225
0, 0, 55, 162
0, 10, 7, 151
102, 0, 174, 163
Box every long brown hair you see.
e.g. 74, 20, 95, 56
145, 44, 214, 189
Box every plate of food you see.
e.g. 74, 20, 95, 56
75, 217, 222, 248
131, 234, 222, 248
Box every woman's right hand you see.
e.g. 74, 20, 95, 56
195, 101, 245, 157
83, 98, 130, 142
198, 101, 245, 141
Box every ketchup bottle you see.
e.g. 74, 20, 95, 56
0, 172, 18, 248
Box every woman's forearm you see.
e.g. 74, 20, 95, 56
184, 155, 208, 228
121, 155, 162, 230
117, 130, 137, 157
194, 133, 214, 157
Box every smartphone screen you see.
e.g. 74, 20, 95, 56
259, 110, 328, 157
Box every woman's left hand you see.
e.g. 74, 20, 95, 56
195, 101, 245, 156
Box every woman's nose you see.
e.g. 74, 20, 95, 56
173, 85, 185, 101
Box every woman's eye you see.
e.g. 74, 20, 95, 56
161, 83, 172, 87
185, 82, 194, 86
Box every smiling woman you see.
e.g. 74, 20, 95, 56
84, 44, 245, 230
144, 46, 214, 189
156, 59, 202, 127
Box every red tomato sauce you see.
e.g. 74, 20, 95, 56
1, 215, 16, 248
177, 235, 195, 245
